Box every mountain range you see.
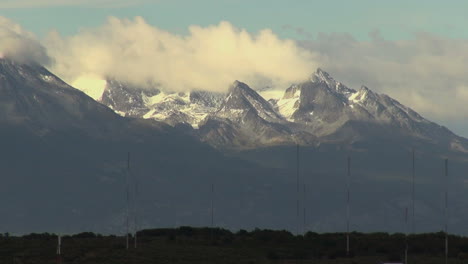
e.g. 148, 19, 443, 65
1, 57, 468, 235
95, 68, 468, 153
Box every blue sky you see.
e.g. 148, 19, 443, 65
2, 0, 468, 40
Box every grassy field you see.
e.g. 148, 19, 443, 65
1, 228, 467, 264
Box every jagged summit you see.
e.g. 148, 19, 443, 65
200, 81, 303, 148
230, 80, 244, 89
311, 68, 355, 96
218, 80, 283, 123
311, 68, 333, 83
225, 80, 255, 101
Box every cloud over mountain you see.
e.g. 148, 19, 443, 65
0, 17, 50, 65
44, 17, 319, 93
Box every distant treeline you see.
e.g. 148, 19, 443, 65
1, 228, 467, 264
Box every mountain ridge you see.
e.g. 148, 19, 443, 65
90, 67, 468, 152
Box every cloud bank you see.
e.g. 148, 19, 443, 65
0, 17, 49, 65
45, 17, 319, 93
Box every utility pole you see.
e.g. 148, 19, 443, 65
412, 148, 415, 234
134, 164, 138, 249
405, 207, 408, 264
303, 183, 306, 235
56, 235, 62, 264
126, 152, 130, 250
211, 183, 214, 229
296, 144, 300, 236
444, 159, 448, 264
211, 183, 214, 243
346, 156, 351, 257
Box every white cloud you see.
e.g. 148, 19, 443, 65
44, 16, 319, 93
0, 0, 149, 8
0, 17, 49, 64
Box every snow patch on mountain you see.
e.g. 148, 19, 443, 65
349, 90, 365, 104
143, 91, 189, 106
40, 74, 53, 82
276, 85, 301, 121
72, 76, 107, 101
142, 90, 222, 128
96, 80, 225, 128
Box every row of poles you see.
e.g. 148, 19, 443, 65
322, 148, 449, 263
54, 148, 450, 263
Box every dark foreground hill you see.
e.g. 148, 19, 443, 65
0, 58, 280, 234
1, 228, 468, 264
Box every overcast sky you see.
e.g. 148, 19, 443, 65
1, 0, 468, 137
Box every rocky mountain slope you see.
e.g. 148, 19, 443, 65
198, 81, 316, 148
272, 69, 468, 151
0, 59, 125, 137
93, 68, 468, 152
100, 79, 224, 128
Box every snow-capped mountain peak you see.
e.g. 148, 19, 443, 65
217, 80, 283, 123
311, 68, 355, 96
200, 80, 304, 148
311, 68, 333, 83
